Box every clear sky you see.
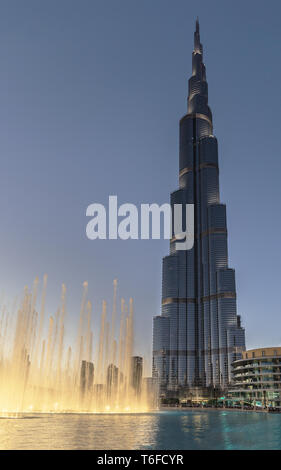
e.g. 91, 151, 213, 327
0, 0, 280, 369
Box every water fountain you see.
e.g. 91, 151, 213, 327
0, 277, 152, 413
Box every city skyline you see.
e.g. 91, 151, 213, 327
0, 1, 280, 362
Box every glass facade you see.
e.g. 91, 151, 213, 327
152, 19, 245, 395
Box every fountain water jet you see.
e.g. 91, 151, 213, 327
0, 278, 151, 413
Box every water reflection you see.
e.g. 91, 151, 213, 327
0, 411, 280, 450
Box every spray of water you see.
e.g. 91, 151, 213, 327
0, 277, 154, 413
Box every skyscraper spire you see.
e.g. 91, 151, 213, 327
189, 19, 211, 121
194, 17, 202, 54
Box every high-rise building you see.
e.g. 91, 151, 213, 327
142, 377, 159, 409
106, 363, 119, 398
130, 356, 143, 396
80, 360, 94, 396
152, 19, 246, 395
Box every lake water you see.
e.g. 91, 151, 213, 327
0, 410, 280, 450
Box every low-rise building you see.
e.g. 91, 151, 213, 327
229, 347, 281, 408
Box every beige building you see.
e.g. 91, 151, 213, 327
229, 347, 281, 408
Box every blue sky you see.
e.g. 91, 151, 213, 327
0, 0, 280, 368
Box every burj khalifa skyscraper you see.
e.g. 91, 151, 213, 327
153, 19, 245, 395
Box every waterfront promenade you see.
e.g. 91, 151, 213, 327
161, 404, 281, 413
